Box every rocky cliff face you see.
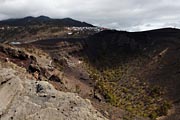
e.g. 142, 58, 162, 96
0, 67, 107, 120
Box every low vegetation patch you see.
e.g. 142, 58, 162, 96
85, 54, 171, 119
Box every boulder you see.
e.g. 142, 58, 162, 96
49, 75, 63, 83
28, 64, 41, 73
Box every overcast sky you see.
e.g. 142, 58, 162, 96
0, 0, 180, 31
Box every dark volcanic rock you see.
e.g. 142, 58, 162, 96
2, 47, 28, 60
49, 75, 63, 83
28, 64, 41, 73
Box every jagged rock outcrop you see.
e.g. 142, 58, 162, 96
0, 45, 29, 60
0, 68, 107, 120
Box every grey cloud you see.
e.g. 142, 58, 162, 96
0, 0, 180, 31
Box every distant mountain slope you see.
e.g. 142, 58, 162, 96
0, 16, 94, 27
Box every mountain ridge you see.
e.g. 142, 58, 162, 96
0, 16, 94, 27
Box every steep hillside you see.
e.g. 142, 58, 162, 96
82, 28, 180, 119
0, 44, 108, 120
